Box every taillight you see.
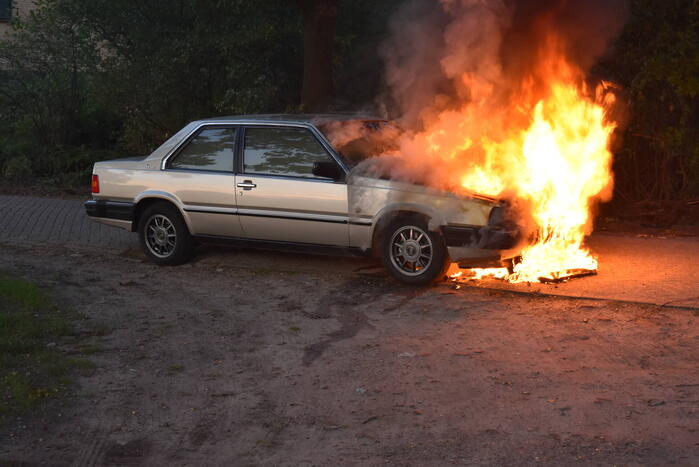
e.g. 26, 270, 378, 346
91, 174, 100, 194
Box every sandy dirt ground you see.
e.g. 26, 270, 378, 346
0, 241, 698, 466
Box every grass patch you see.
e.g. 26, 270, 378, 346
0, 272, 91, 419
74, 342, 104, 355
0, 276, 51, 311
166, 364, 185, 374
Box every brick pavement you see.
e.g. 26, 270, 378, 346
0, 195, 136, 249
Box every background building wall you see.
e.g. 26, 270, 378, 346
0, 0, 37, 36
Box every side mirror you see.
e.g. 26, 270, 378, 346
312, 161, 343, 181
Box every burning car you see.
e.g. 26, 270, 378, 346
85, 115, 521, 285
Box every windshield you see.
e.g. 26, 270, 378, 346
316, 119, 402, 167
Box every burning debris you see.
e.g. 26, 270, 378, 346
451, 266, 597, 284
375, 0, 627, 283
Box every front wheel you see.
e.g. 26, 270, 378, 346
139, 202, 192, 265
380, 217, 450, 286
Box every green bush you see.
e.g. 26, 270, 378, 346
2, 155, 33, 181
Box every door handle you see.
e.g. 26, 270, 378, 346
237, 180, 257, 190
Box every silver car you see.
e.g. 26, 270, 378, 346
85, 114, 520, 285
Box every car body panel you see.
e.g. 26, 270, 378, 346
347, 175, 495, 251
166, 171, 243, 237
91, 167, 244, 237
235, 174, 349, 245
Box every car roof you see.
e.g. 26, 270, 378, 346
146, 113, 389, 163
195, 113, 386, 125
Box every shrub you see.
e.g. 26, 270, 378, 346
3, 155, 33, 181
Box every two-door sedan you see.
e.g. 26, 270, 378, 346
85, 114, 520, 285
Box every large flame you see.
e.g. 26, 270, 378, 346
469, 79, 615, 282
401, 41, 617, 283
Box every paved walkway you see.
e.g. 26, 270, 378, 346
0, 195, 136, 249
1, 194, 698, 309
472, 234, 699, 309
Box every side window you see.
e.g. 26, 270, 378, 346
243, 127, 337, 179
169, 127, 236, 172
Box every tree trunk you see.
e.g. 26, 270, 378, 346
296, 0, 337, 112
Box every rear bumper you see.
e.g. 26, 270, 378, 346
441, 224, 521, 268
84, 200, 134, 231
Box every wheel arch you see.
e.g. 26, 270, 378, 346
370, 204, 446, 257
132, 191, 191, 233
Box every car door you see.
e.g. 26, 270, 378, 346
163, 125, 244, 237
235, 125, 349, 246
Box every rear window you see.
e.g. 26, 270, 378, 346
169, 127, 236, 172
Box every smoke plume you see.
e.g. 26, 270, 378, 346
371, 0, 628, 193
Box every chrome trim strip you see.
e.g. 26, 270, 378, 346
237, 208, 348, 224
446, 222, 486, 229
161, 124, 206, 170
240, 205, 348, 216
182, 205, 238, 215
179, 205, 364, 226
166, 167, 236, 175
349, 219, 372, 226
238, 213, 347, 225
237, 172, 341, 184
184, 208, 238, 216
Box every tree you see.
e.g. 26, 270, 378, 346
63, 0, 305, 153
296, 0, 338, 111
0, 0, 104, 179
601, 0, 699, 209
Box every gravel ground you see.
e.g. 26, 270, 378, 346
0, 241, 697, 466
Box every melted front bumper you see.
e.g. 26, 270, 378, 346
441, 225, 521, 268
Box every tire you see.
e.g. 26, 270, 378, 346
138, 202, 192, 266
380, 215, 450, 286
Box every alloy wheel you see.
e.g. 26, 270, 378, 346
389, 225, 434, 276
145, 214, 177, 258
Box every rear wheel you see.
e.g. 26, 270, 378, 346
139, 202, 192, 265
380, 216, 449, 286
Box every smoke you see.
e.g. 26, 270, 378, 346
338, 0, 629, 254
364, 0, 628, 196
381, 0, 628, 130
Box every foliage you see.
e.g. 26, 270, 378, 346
0, 0, 308, 180
3, 155, 32, 180
602, 0, 699, 202
0, 0, 400, 186
334, 0, 406, 106
0, 0, 104, 184
64, 0, 305, 154
0, 0, 697, 207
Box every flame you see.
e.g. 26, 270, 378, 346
407, 42, 617, 283
470, 268, 509, 281
486, 81, 614, 283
